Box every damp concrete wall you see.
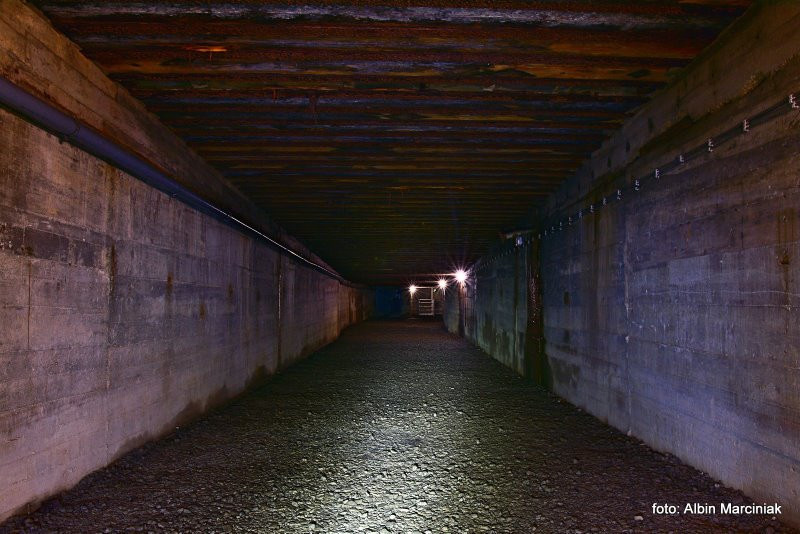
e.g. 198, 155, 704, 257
442, 288, 460, 335
448, 2, 800, 524
0, 1, 371, 522
453, 250, 528, 375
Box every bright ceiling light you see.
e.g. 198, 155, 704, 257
454, 269, 467, 285
408, 284, 417, 295
438, 279, 448, 289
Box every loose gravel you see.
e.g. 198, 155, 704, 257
1, 320, 794, 533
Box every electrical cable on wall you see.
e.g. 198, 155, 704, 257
472, 91, 800, 274
0, 76, 356, 286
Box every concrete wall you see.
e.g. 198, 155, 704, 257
457, 250, 528, 375
447, 2, 800, 524
442, 287, 460, 335
0, 0, 328, 268
0, 0, 371, 522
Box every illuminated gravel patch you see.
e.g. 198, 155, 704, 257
1, 321, 792, 533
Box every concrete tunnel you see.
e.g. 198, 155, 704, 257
0, 0, 799, 532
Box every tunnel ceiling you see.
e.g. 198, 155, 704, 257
33, 1, 751, 284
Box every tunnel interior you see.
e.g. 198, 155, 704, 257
1, 0, 799, 531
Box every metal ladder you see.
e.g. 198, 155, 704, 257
417, 298, 434, 316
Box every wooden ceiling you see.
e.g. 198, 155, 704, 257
33, 0, 751, 284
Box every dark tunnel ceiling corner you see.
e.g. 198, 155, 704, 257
31, 0, 753, 284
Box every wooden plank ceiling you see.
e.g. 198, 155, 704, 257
34, 1, 751, 284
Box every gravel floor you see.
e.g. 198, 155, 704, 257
2, 320, 795, 534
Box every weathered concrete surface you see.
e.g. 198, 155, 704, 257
0, 0, 371, 521
442, 286, 460, 335
2, 321, 793, 533
448, 2, 800, 527
0, 107, 371, 523
0, 0, 329, 270
464, 249, 529, 375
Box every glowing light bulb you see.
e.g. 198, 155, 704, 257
454, 269, 467, 285
408, 284, 417, 295
438, 279, 448, 289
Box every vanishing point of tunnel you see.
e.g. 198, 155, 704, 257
1, 0, 799, 532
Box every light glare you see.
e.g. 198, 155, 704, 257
438, 279, 448, 289
454, 269, 468, 284
408, 284, 417, 295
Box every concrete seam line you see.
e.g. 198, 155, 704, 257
0, 76, 353, 286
